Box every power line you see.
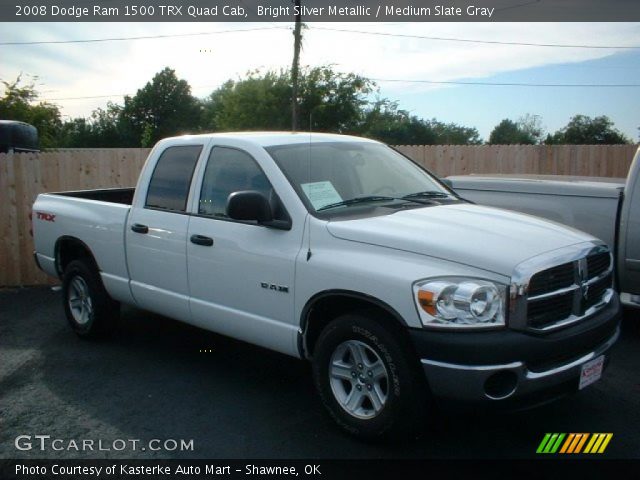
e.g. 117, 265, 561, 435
311, 26, 640, 49
44, 94, 127, 101
372, 78, 640, 87
4, 23, 635, 50
0, 26, 287, 46
44, 78, 640, 102
43, 84, 220, 101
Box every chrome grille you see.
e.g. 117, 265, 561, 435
527, 292, 573, 329
587, 252, 610, 279
528, 261, 574, 297
509, 242, 614, 333
584, 273, 612, 311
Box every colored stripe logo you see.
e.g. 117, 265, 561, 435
537, 433, 612, 454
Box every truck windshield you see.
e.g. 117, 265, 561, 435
266, 142, 451, 213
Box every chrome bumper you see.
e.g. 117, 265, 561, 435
421, 327, 620, 403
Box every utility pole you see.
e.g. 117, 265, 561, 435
291, 0, 302, 131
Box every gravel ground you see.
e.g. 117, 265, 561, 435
1, 286, 638, 459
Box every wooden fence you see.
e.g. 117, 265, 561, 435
0, 144, 637, 287
395, 144, 636, 178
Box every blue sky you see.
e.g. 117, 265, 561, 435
387, 50, 640, 141
1, 22, 639, 141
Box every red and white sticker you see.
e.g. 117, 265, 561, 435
579, 355, 605, 390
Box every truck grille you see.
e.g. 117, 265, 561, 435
587, 252, 610, 278
525, 250, 613, 331
528, 262, 574, 296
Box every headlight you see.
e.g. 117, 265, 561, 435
413, 277, 506, 328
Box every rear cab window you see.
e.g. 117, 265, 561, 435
145, 145, 203, 212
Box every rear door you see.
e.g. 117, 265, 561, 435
126, 143, 204, 321
186, 145, 303, 355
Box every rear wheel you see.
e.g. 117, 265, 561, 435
62, 260, 119, 338
312, 313, 429, 441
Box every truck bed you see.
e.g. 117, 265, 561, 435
53, 187, 135, 205
33, 188, 133, 298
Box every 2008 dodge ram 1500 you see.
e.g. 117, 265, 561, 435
33, 133, 621, 440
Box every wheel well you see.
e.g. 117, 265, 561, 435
302, 292, 412, 359
55, 237, 99, 277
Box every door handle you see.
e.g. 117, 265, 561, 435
190, 234, 214, 247
131, 223, 149, 234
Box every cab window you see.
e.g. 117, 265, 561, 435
199, 147, 286, 221
145, 145, 202, 212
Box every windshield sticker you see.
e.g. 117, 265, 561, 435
301, 181, 343, 210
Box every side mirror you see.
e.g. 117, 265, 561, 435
227, 191, 273, 223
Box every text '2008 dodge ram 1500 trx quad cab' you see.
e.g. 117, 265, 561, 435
33, 132, 621, 440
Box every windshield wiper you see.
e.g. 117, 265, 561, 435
317, 195, 396, 212
402, 190, 450, 200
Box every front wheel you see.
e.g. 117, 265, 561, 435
62, 260, 119, 339
312, 313, 429, 441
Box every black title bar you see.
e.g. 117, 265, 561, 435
1, 459, 639, 480
1, 0, 639, 22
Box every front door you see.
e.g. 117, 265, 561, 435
187, 146, 301, 355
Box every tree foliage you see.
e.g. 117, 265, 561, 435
359, 100, 481, 145
121, 67, 202, 147
207, 66, 374, 133
205, 70, 292, 131
299, 66, 373, 132
488, 114, 544, 145
360, 100, 434, 145
0, 74, 62, 148
546, 115, 630, 145
58, 103, 136, 148
3, 68, 632, 149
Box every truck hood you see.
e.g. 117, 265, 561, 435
326, 204, 594, 276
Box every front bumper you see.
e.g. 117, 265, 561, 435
410, 294, 621, 407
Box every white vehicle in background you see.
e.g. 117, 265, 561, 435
447, 147, 640, 308
32, 132, 621, 440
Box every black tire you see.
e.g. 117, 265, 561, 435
62, 259, 119, 339
312, 312, 429, 441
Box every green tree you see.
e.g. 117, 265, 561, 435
359, 100, 436, 145
58, 103, 137, 148
0, 74, 62, 148
429, 119, 482, 145
121, 67, 201, 147
546, 115, 630, 144
299, 66, 373, 132
205, 70, 292, 131
359, 100, 481, 145
489, 115, 544, 144
207, 66, 373, 133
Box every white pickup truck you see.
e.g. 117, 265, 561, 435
33, 133, 621, 440
448, 147, 640, 308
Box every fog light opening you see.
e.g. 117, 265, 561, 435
484, 370, 518, 400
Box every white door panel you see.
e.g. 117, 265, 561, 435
125, 143, 204, 320
126, 209, 191, 320
187, 217, 299, 355
186, 145, 303, 356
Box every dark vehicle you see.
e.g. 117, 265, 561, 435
0, 120, 39, 153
